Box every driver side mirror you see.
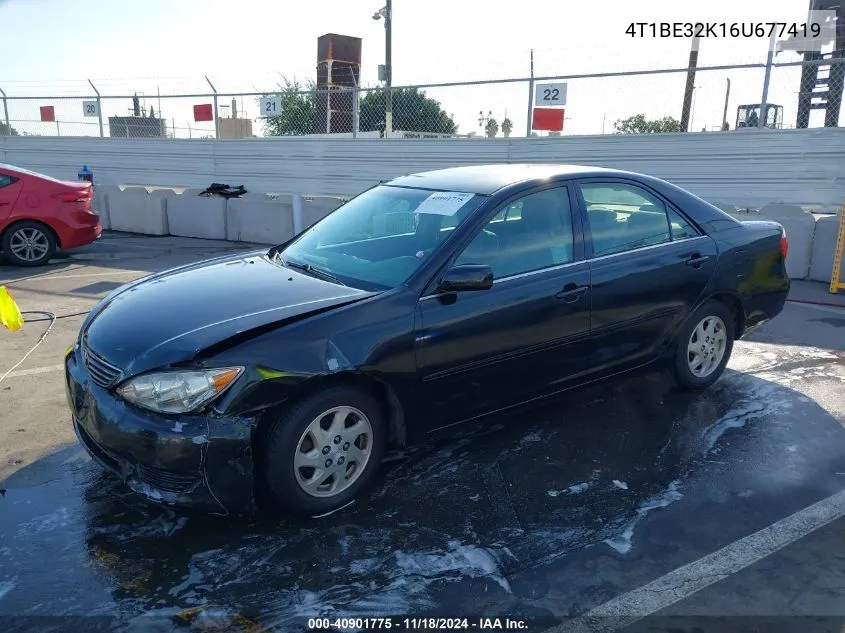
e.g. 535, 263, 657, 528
437, 264, 493, 293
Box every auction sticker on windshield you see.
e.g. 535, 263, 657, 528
414, 191, 475, 216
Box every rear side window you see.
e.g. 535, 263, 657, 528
667, 207, 697, 239
579, 182, 696, 257
0, 174, 16, 189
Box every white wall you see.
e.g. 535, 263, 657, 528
2, 128, 844, 208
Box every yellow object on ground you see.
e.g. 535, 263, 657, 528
0, 286, 24, 331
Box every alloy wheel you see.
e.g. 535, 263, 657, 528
9, 227, 50, 263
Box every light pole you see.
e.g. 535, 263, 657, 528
690, 84, 702, 131
373, 1, 393, 137
478, 110, 492, 136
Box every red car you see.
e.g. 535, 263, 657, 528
0, 163, 102, 266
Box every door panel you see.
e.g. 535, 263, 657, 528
575, 179, 717, 373
587, 237, 716, 372
414, 184, 592, 430
416, 263, 591, 428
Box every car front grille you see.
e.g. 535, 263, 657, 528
82, 343, 123, 389
137, 464, 202, 494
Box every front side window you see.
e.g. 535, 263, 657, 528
280, 185, 485, 290
454, 187, 574, 279
580, 182, 687, 257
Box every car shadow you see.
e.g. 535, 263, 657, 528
2, 363, 844, 629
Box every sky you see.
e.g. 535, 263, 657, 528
0, 0, 834, 138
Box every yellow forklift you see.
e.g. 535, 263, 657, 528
735, 103, 784, 129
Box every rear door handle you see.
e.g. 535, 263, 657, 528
556, 283, 588, 302
684, 253, 710, 267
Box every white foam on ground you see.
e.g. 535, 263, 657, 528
548, 482, 590, 497
15, 507, 71, 537
604, 481, 684, 555
0, 577, 16, 601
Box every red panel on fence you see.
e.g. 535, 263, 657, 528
39, 106, 56, 122
193, 104, 213, 122
532, 107, 564, 132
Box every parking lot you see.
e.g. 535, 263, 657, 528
1, 232, 845, 632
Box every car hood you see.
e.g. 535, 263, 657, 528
82, 250, 376, 377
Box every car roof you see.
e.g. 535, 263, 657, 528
0, 163, 68, 184
385, 164, 639, 195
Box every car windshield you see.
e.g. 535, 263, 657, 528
277, 185, 486, 290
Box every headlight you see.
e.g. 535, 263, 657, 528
116, 367, 243, 414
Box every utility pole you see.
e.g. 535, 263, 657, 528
87, 79, 104, 137
680, 36, 700, 131
758, 29, 777, 129
526, 49, 535, 137
0, 87, 10, 136
385, 0, 393, 137
721, 78, 731, 130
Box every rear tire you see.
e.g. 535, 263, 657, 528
262, 385, 386, 517
672, 300, 735, 390
2, 221, 56, 267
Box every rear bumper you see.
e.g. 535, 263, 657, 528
65, 347, 257, 514
60, 222, 102, 251
739, 283, 790, 338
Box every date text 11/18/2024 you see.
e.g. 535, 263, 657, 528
307, 617, 529, 630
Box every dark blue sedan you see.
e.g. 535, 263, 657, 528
65, 165, 790, 516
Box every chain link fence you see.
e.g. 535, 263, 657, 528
1, 58, 841, 140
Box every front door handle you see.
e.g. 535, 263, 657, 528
684, 253, 710, 267
556, 283, 588, 303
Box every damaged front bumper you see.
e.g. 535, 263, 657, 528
65, 348, 257, 515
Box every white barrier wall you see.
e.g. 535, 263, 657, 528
107, 188, 169, 235
3, 128, 845, 208
226, 198, 294, 245
809, 214, 844, 283
167, 191, 227, 240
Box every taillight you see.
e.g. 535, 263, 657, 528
780, 228, 788, 260
53, 191, 89, 202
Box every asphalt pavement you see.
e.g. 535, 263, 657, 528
0, 233, 844, 633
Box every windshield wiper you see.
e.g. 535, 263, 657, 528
282, 257, 346, 286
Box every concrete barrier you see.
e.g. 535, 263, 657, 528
808, 213, 843, 283
756, 205, 816, 280
758, 204, 806, 217
226, 198, 294, 244
167, 192, 227, 240
302, 196, 346, 229
91, 184, 118, 231
108, 187, 171, 235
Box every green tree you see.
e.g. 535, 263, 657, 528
360, 87, 457, 135
0, 122, 19, 136
613, 113, 681, 134
501, 117, 513, 138
263, 77, 317, 136
485, 118, 499, 138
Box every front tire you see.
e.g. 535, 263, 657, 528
2, 221, 57, 267
672, 300, 735, 390
262, 385, 386, 517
